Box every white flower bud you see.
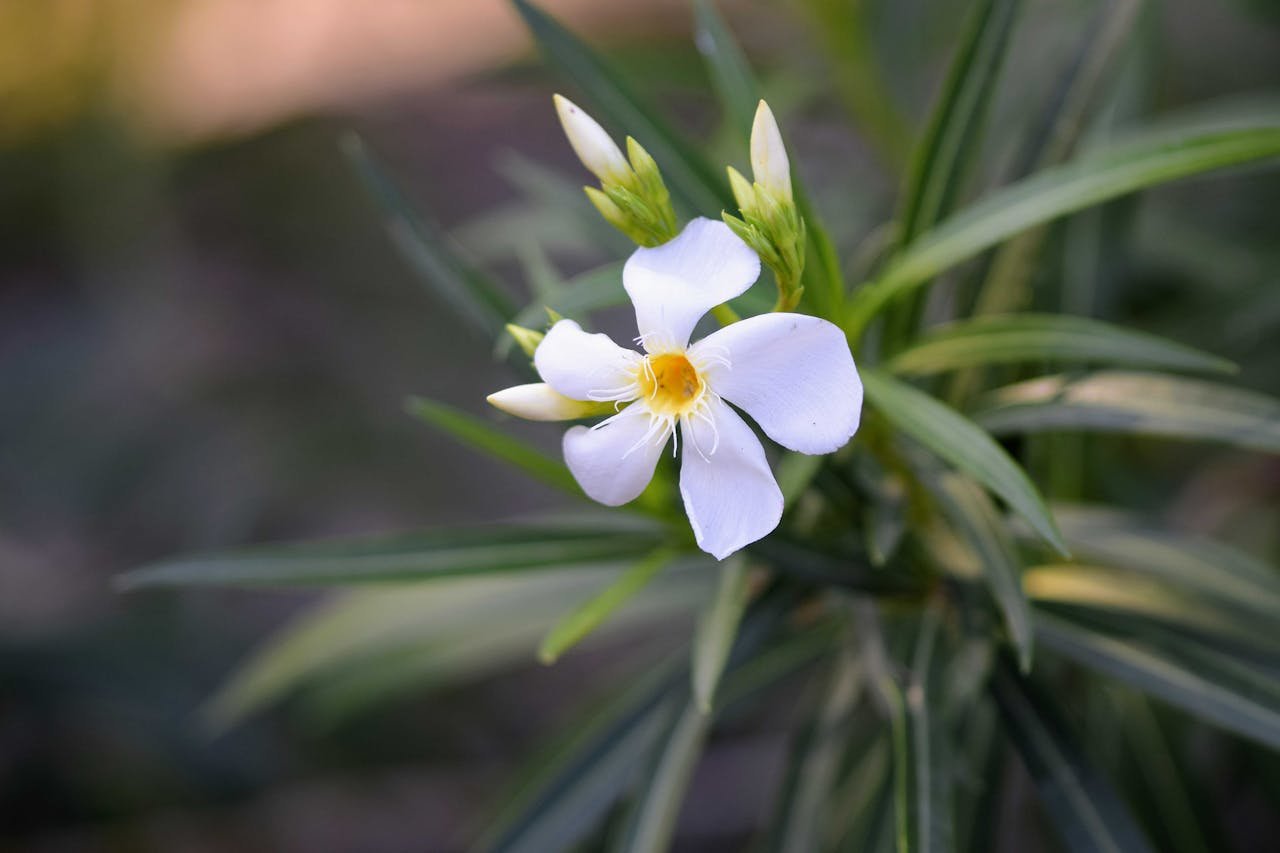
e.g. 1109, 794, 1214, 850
750, 100, 792, 204
553, 94, 631, 185
487, 383, 600, 421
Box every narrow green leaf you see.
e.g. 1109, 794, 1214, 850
769, 634, 863, 853
483, 659, 684, 853
1043, 505, 1280, 612
1035, 611, 1280, 751
202, 566, 708, 730
540, 547, 681, 664
692, 0, 757, 139
925, 472, 1033, 672
992, 662, 1156, 853
902, 607, 954, 853
897, 0, 1021, 244
974, 371, 1280, 454
890, 315, 1235, 376
341, 133, 515, 337
846, 124, 1280, 341
613, 700, 712, 853
119, 522, 660, 589
407, 396, 580, 495
512, 0, 730, 214
864, 369, 1067, 555
691, 556, 752, 712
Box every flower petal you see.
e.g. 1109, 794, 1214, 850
487, 383, 605, 421
679, 397, 782, 559
563, 403, 667, 506
535, 319, 640, 402
624, 218, 760, 350
691, 313, 862, 454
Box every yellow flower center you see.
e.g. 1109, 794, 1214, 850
639, 352, 704, 416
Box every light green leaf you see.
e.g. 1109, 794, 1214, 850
613, 700, 712, 853
899, 607, 955, 853
203, 566, 708, 731
890, 315, 1235, 376
341, 133, 515, 337
509, 261, 628, 332
974, 371, 1280, 454
512, 0, 730, 214
993, 662, 1156, 853
691, 556, 752, 712
119, 520, 661, 589
1035, 610, 1280, 751
846, 123, 1280, 341
540, 547, 683, 664
925, 471, 1033, 672
406, 396, 580, 495
864, 369, 1067, 555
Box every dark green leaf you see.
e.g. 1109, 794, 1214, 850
341, 133, 515, 337
924, 471, 1033, 672
513, 0, 730, 214
897, 0, 1022, 244
692, 0, 757, 140
974, 371, 1280, 454
992, 662, 1156, 853
890, 315, 1235, 376
845, 124, 1280, 341
119, 521, 661, 589
407, 396, 581, 495
864, 369, 1067, 555
1035, 610, 1280, 751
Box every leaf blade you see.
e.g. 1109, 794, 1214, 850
864, 369, 1067, 555
890, 315, 1235, 376
974, 371, 1280, 454
691, 556, 752, 712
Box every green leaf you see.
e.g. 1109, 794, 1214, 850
992, 661, 1156, 853
890, 315, 1235, 376
119, 520, 662, 589
512, 0, 730, 214
341, 133, 515, 337
202, 566, 709, 730
540, 547, 683, 664
691, 556, 752, 712
509, 261, 628, 332
692, 0, 757, 140
483, 658, 684, 853
1042, 505, 1280, 614
864, 369, 1067, 555
925, 472, 1033, 672
899, 607, 955, 853
845, 123, 1280, 341
612, 700, 712, 853
767, 632, 863, 853
1034, 610, 1280, 751
897, 0, 1022, 245
974, 371, 1280, 454
407, 396, 581, 495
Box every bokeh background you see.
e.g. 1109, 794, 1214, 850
2, 1, 1278, 850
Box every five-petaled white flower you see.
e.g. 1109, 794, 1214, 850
488, 218, 863, 559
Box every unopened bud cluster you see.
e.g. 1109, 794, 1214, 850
722, 101, 806, 312
552, 95, 806, 313
554, 95, 677, 247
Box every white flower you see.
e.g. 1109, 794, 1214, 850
495, 218, 862, 559
553, 94, 631, 185
750, 100, 792, 204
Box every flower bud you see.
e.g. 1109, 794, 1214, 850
750, 100, 792, 204
726, 165, 755, 215
553, 94, 631, 184
505, 323, 544, 358
487, 383, 604, 421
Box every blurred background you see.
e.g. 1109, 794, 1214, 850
1, 0, 1278, 850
